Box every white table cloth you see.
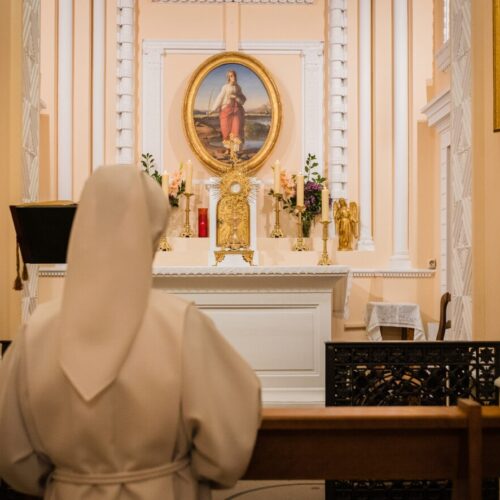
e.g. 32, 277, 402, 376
365, 302, 425, 341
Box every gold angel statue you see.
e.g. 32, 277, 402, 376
333, 198, 359, 250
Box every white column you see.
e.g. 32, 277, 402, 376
328, 0, 348, 201
358, 0, 375, 250
116, 0, 134, 164
390, 0, 411, 269
57, 0, 73, 199
92, 0, 105, 170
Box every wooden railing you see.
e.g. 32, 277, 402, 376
244, 399, 488, 500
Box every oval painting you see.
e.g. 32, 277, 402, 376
184, 53, 281, 175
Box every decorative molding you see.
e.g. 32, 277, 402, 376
328, 0, 348, 200
239, 41, 324, 174
390, 0, 411, 269
436, 40, 451, 71
449, 0, 472, 340
39, 266, 433, 279
142, 40, 225, 168
152, 0, 314, 3
422, 88, 451, 132
57, 0, 73, 199
116, 0, 135, 163
22, 0, 41, 320
92, 0, 105, 170
423, 89, 451, 295
352, 269, 435, 279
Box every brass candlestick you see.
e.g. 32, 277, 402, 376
293, 205, 309, 251
318, 220, 332, 265
180, 192, 194, 237
158, 234, 172, 251
270, 193, 284, 238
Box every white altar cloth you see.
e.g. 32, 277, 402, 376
365, 301, 425, 341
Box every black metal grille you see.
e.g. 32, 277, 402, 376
325, 341, 500, 499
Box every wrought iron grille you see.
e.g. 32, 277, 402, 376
325, 341, 500, 499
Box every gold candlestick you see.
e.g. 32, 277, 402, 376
270, 193, 284, 238
158, 234, 172, 251
318, 220, 332, 265
293, 205, 309, 251
180, 192, 194, 237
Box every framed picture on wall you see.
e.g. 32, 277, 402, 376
494, 0, 500, 131
183, 52, 282, 175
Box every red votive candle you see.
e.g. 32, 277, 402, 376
198, 208, 208, 237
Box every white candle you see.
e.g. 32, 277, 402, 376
185, 160, 193, 194
162, 172, 169, 198
273, 160, 281, 194
296, 173, 304, 207
321, 185, 330, 221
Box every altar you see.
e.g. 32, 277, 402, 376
153, 265, 349, 406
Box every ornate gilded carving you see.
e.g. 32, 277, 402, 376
216, 168, 251, 249
333, 199, 359, 251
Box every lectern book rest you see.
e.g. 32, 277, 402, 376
10, 202, 77, 264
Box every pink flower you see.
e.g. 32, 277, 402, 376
169, 171, 182, 195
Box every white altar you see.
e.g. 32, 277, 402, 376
153, 265, 350, 406
38, 263, 350, 406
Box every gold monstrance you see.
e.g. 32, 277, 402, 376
214, 136, 254, 265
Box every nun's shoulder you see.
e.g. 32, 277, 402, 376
149, 289, 192, 313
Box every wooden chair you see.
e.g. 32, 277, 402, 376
436, 292, 451, 341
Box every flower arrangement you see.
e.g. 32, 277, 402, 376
141, 153, 185, 207
269, 154, 330, 236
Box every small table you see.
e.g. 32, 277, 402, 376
365, 302, 425, 341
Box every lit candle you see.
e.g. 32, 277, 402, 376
273, 160, 281, 194
321, 184, 330, 222
296, 173, 304, 207
185, 160, 193, 194
162, 172, 169, 198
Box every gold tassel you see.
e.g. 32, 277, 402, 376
13, 241, 23, 291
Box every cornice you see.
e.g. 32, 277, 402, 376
422, 88, 451, 133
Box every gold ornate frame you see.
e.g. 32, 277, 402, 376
494, 0, 500, 131
183, 52, 282, 175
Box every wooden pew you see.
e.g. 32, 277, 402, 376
244, 400, 482, 500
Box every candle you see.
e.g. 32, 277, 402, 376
321, 184, 330, 222
296, 173, 304, 207
185, 160, 193, 194
273, 160, 281, 194
162, 172, 169, 198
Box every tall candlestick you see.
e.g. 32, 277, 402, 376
185, 160, 193, 194
273, 160, 281, 194
162, 172, 169, 198
296, 173, 304, 207
321, 184, 330, 222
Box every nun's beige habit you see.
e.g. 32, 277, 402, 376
0, 165, 261, 499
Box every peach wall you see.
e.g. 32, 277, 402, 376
471, 2, 500, 340
0, 0, 22, 338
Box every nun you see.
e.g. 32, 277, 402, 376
0, 165, 261, 499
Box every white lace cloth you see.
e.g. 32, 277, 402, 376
365, 302, 425, 341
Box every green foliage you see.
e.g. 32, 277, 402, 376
141, 153, 162, 185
